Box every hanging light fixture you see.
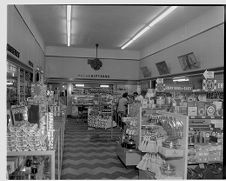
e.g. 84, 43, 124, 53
121, 6, 178, 50
67, 5, 72, 46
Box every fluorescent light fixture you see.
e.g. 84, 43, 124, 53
67, 5, 72, 47
7, 82, 13, 85
100, 85, 109, 88
121, 6, 178, 49
148, 6, 178, 28
173, 76, 190, 82
173, 78, 189, 82
75, 84, 84, 87
122, 26, 150, 49
121, 39, 134, 50
132, 26, 150, 41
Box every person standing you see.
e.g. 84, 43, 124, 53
117, 92, 128, 129
133, 92, 138, 101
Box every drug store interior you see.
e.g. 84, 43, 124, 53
5, 4, 225, 180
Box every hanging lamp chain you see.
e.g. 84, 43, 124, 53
95, 43, 99, 58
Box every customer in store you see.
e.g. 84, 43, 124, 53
135, 90, 147, 103
133, 92, 138, 101
117, 92, 128, 129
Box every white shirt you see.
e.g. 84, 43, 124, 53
117, 97, 128, 113
135, 95, 144, 102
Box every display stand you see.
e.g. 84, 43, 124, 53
88, 91, 117, 141
116, 103, 142, 166
137, 110, 189, 180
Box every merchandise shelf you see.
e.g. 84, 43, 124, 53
7, 116, 65, 180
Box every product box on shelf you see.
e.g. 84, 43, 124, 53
187, 109, 196, 117
197, 102, 206, 117
205, 103, 216, 117
7, 157, 19, 174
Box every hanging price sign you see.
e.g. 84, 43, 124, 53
202, 79, 217, 92
203, 70, 214, 79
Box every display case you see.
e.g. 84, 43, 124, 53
7, 62, 19, 105
7, 61, 33, 105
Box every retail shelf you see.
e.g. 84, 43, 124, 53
189, 116, 223, 119
188, 160, 222, 165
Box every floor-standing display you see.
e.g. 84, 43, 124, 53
137, 110, 189, 179
116, 103, 142, 166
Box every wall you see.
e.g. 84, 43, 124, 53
7, 5, 45, 70
139, 6, 224, 79
45, 46, 140, 80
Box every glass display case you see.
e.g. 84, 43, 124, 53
7, 62, 19, 106
7, 61, 33, 106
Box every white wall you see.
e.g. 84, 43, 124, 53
139, 6, 224, 79
7, 5, 45, 70
45, 56, 139, 80
45, 46, 140, 80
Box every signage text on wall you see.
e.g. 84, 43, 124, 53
156, 80, 193, 92
7, 44, 20, 58
28, 60, 34, 67
77, 74, 110, 78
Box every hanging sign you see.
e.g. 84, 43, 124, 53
164, 83, 193, 92
7, 44, 20, 58
203, 70, 214, 79
203, 79, 223, 92
156, 82, 193, 92
156, 78, 164, 84
216, 79, 223, 91
206, 91, 224, 100
202, 79, 217, 91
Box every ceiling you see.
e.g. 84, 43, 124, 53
24, 5, 212, 51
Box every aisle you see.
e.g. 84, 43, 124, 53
61, 118, 138, 180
